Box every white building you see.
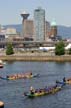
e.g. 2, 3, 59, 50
39, 46, 55, 51
65, 43, 71, 50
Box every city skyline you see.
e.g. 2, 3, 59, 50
0, 0, 71, 26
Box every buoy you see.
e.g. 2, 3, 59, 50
0, 101, 4, 108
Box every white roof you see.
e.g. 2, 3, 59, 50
39, 47, 55, 50
21, 11, 28, 14
65, 43, 71, 49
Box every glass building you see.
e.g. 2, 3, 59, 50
34, 7, 45, 41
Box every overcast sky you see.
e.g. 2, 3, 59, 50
0, 0, 71, 26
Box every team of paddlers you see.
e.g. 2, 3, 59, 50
6, 72, 33, 80
23, 77, 67, 98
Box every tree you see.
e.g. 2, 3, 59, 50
55, 41, 65, 55
6, 43, 14, 55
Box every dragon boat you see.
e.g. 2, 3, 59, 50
24, 83, 64, 98
0, 73, 39, 80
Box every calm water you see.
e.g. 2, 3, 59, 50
0, 61, 71, 108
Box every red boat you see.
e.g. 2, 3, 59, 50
0, 65, 3, 68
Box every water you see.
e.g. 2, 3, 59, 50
0, 61, 71, 108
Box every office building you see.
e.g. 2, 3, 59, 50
34, 7, 45, 41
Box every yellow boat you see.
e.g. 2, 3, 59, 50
0, 73, 39, 80
24, 85, 63, 98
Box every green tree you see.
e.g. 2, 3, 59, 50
6, 43, 14, 55
55, 41, 65, 55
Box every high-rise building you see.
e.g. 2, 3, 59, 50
34, 7, 45, 41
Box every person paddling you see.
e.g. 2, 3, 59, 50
30, 86, 35, 95
62, 77, 66, 86
63, 77, 66, 83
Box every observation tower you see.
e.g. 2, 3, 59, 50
20, 11, 30, 37
21, 11, 29, 21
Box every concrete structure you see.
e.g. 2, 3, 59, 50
45, 21, 50, 41
34, 7, 45, 41
23, 20, 34, 40
50, 20, 57, 38
20, 11, 29, 37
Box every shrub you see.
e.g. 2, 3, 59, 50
55, 41, 65, 55
6, 43, 14, 55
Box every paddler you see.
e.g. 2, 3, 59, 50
30, 86, 35, 95
63, 77, 66, 83
62, 77, 66, 86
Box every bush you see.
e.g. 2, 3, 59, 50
6, 43, 14, 55
55, 41, 65, 55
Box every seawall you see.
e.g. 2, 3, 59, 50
0, 55, 71, 62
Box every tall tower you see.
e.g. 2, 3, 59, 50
20, 11, 29, 37
34, 7, 45, 42
50, 20, 57, 38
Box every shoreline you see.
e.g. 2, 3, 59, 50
0, 55, 71, 62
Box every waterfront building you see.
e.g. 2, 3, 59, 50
6, 28, 17, 35
5, 27, 17, 38
34, 7, 45, 42
0, 33, 5, 48
21, 11, 34, 41
45, 21, 50, 41
0, 34, 5, 41
50, 20, 57, 39
20, 11, 29, 37
23, 20, 34, 41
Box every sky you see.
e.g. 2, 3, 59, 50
0, 0, 71, 26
